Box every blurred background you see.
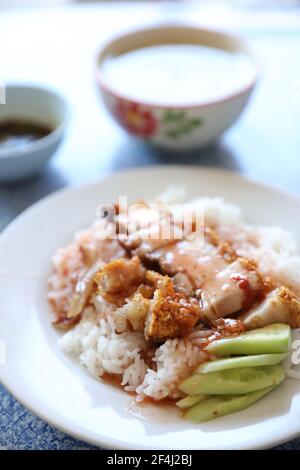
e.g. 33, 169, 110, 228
0, 0, 300, 450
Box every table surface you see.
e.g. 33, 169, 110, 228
0, 1, 300, 450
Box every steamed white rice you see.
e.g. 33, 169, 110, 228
59, 306, 208, 400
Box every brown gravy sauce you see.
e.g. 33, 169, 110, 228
0, 119, 53, 151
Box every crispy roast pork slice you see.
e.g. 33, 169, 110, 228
142, 234, 266, 323
200, 258, 266, 322
241, 286, 300, 329
112, 270, 202, 340
142, 228, 234, 281
95, 256, 145, 306
144, 274, 202, 341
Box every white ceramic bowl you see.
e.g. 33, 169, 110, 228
0, 85, 69, 182
96, 25, 258, 151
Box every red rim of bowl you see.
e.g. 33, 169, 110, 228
95, 24, 260, 110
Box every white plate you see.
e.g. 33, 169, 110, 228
1, 165, 300, 450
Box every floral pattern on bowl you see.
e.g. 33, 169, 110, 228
161, 110, 203, 140
115, 101, 157, 137
111, 98, 205, 145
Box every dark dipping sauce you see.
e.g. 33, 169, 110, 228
0, 119, 53, 152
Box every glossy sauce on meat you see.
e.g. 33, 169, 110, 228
154, 239, 227, 285
150, 238, 264, 322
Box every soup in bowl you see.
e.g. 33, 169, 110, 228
95, 25, 258, 150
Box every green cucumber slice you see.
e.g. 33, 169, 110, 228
179, 364, 285, 395
197, 353, 286, 374
176, 395, 205, 409
206, 324, 291, 356
184, 386, 277, 423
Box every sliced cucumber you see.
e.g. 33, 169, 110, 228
197, 353, 286, 374
176, 395, 205, 409
184, 386, 276, 423
179, 364, 285, 395
206, 324, 291, 356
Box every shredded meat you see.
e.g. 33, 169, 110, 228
95, 256, 145, 306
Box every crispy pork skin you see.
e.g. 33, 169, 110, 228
144, 275, 202, 341
95, 256, 145, 306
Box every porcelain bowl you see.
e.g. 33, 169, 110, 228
95, 25, 258, 151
